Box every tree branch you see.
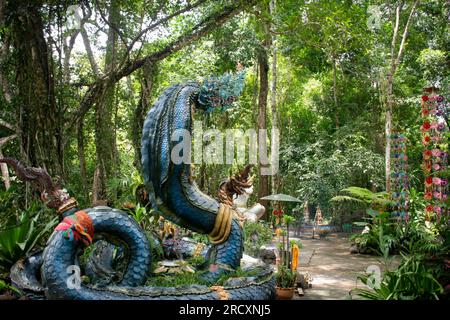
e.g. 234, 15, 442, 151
390, 1, 402, 72
125, 0, 209, 57
94, 0, 128, 49
0, 118, 15, 132
0, 134, 17, 147
80, 24, 101, 77
395, 0, 419, 69
68, 0, 256, 131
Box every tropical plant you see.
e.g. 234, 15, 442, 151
352, 254, 444, 300
274, 215, 300, 289
330, 187, 392, 209
243, 221, 273, 257
275, 264, 297, 289
0, 279, 21, 296
0, 211, 57, 272
125, 203, 157, 230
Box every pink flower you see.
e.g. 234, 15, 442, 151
434, 206, 442, 214
433, 192, 442, 200
430, 122, 438, 130
431, 136, 440, 142
431, 149, 441, 157
441, 179, 448, 186
433, 164, 441, 171
433, 177, 442, 185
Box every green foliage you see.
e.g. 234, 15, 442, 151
353, 254, 444, 300
0, 211, 57, 272
0, 279, 21, 296
275, 264, 297, 289
145, 266, 263, 287
417, 48, 447, 86
243, 221, 273, 257
125, 203, 158, 231
331, 187, 390, 206
107, 170, 144, 207
146, 272, 210, 287
283, 135, 385, 216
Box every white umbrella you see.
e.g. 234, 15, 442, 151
260, 193, 302, 202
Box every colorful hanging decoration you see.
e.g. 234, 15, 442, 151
390, 133, 409, 220
54, 211, 94, 246
421, 88, 449, 221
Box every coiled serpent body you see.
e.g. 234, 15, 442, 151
10, 77, 275, 300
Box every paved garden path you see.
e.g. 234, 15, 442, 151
290, 232, 399, 300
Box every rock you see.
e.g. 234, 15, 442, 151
259, 245, 277, 264
296, 272, 313, 290
295, 273, 308, 289
241, 254, 266, 270
350, 244, 359, 254
296, 272, 313, 289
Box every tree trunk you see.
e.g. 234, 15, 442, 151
0, 149, 10, 190
332, 55, 340, 130
77, 119, 89, 201
270, 0, 279, 196
257, 36, 270, 218
132, 64, 155, 173
80, 24, 100, 77
384, 1, 418, 193
93, 0, 120, 201
9, 1, 62, 176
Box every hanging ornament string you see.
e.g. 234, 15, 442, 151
421, 89, 449, 221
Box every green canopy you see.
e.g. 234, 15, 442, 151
260, 193, 302, 202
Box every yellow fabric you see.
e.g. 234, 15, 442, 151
209, 204, 234, 244
291, 244, 299, 270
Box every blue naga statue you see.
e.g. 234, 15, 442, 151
1, 71, 275, 300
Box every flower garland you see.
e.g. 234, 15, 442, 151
421, 89, 449, 220
390, 133, 409, 220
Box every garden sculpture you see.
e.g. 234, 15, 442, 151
1, 71, 275, 300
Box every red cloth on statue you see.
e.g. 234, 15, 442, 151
273, 209, 283, 217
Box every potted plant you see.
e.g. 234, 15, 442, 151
275, 264, 297, 299
274, 215, 300, 299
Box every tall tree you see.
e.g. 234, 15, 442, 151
93, 0, 121, 203
269, 0, 279, 195
7, 1, 62, 176
256, 3, 271, 216
384, 1, 419, 193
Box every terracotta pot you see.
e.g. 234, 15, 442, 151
275, 287, 295, 300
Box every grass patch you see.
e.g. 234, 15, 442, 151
145, 266, 267, 288
145, 272, 210, 287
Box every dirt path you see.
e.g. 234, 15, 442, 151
290, 233, 398, 300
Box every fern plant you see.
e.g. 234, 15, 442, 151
330, 187, 392, 209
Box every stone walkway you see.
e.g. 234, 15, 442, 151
290, 232, 399, 300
